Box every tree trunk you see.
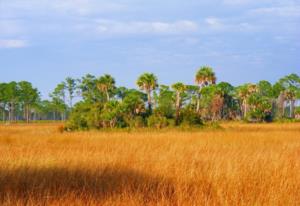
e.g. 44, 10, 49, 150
10, 103, 15, 122
175, 92, 181, 125
106, 90, 110, 102
196, 94, 200, 113
278, 92, 285, 118
290, 100, 295, 118
244, 99, 247, 118
26, 105, 30, 123
70, 99, 73, 109
2, 104, 6, 122
147, 91, 152, 113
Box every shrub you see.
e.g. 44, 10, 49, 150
180, 108, 203, 127
66, 102, 102, 130
295, 107, 300, 115
147, 115, 169, 129
247, 93, 273, 122
57, 125, 65, 133
127, 116, 145, 128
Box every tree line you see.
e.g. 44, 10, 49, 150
0, 67, 300, 128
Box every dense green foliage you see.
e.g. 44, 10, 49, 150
1, 68, 300, 128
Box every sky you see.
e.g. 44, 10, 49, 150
0, 0, 299, 98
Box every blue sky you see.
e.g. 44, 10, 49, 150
0, 0, 299, 98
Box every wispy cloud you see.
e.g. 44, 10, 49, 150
222, 0, 253, 5
52, 0, 126, 15
2, 0, 127, 17
76, 20, 199, 36
205, 17, 224, 30
249, 6, 300, 17
0, 39, 27, 48
204, 17, 258, 32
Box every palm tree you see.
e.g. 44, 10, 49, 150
97, 74, 116, 102
136, 73, 158, 113
237, 83, 257, 118
278, 74, 300, 118
172, 82, 186, 125
284, 89, 296, 118
195, 66, 216, 112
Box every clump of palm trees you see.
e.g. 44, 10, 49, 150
1, 67, 299, 128
136, 73, 158, 113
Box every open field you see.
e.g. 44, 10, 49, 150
0, 123, 299, 205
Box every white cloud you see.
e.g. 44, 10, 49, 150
52, 0, 126, 15
2, 0, 126, 17
205, 17, 224, 30
250, 6, 300, 17
0, 39, 27, 48
223, 0, 253, 5
204, 17, 258, 32
76, 20, 199, 36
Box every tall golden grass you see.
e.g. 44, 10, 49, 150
0, 123, 299, 205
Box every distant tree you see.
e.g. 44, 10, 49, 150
236, 84, 257, 118
100, 101, 120, 128
119, 91, 146, 127
216, 82, 236, 119
18, 81, 40, 123
197, 85, 224, 120
97, 74, 116, 102
172, 82, 186, 125
185, 85, 200, 110
211, 93, 224, 121
5, 82, 19, 122
248, 93, 272, 122
137, 73, 158, 113
32, 100, 54, 120
79, 74, 99, 103
273, 82, 286, 118
65, 77, 77, 108
278, 74, 300, 118
195, 66, 216, 112
153, 85, 174, 119
0, 83, 8, 121
257, 80, 274, 98
115, 87, 128, 100
50, 83, 68, 120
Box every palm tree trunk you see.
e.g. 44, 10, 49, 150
290, 100, 295, 118
196, 93, 201, 113
106, 90, 110, 102
175, 92, 181, 125
147, 91, 152, 113
244, 99, 247, 118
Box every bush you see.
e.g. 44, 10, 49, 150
57, 125, 65, 133
247, 93, 273, 122
65, 102, 102, 130
295, 107, 300, 115
127, 116, 145, 128
180, 108, 203, 127
167, 119, 176, 127
147, 115, 169, 129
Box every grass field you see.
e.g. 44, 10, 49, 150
0, 123, 299, 205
